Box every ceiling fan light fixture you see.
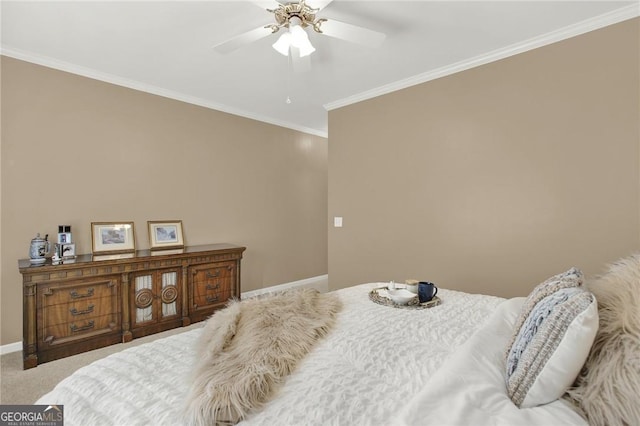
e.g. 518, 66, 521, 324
289, 22, 315, 56
272, 16, 315, 57
272, 32, 292, 56
298, 39, 315, 57
289, 22, 309, 47
216, 0, 387, 59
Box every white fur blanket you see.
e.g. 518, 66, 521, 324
565, 254, 640, 425
183, 289, 343, 425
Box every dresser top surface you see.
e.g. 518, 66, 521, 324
18, 243, 246, 272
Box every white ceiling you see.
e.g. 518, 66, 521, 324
1, 1, 638, 137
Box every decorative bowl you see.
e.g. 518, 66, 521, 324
387, 289, 416, 305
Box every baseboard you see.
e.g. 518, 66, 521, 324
0, 274, 330, 356
241, 274, 329, 299
0, 341, 22, 355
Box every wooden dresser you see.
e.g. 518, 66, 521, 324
19, 243, 245, 369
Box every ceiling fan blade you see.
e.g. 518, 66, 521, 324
316, 19, 385, 48
306, 0, 334, 11
213, 26, 275, 54
249, 0, 282, 10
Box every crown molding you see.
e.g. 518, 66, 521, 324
2, 3, 636, 135
0, 47, 328, 139
324, 3, 640, 111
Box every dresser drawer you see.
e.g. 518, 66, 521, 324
40, 281, 114, 307
193, 283, 231, 309
190, 261, 236, 310
40, 296, 115, 327
42, 313, 119, 345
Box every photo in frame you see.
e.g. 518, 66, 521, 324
91, 222, 136, 255
60, 243, 76, 258
148, 220, 184, 250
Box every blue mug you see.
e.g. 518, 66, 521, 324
418, 282, 438, 303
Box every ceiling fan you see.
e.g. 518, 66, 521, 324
213, 0, 386, 58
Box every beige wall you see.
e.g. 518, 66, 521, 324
328, 18, 640, 298
0, 57, 328, 345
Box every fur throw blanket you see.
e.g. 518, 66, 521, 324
564, 254, 640, 426
183, 288, 343, 425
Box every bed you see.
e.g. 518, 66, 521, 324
36, 277, 597, 426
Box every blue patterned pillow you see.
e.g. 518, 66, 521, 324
505, 286, 598, 407
505, 268, 583, 359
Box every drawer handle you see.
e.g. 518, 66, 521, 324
206, 283, 220, 290
70, 288, 94, 299
206, 295, 219, 303
206, 271, 220, 279
70, 320, 95, 333
70, 304, 94, 316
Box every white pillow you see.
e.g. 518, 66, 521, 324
505, 286, 598, 408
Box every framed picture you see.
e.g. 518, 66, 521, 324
148, 220, 184, 250
60, 242, 76, 258
91, 222, 136, 255
58, 233, 72, 244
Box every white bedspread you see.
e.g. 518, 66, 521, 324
396, 297, 588, 426
36, 283, 585, 425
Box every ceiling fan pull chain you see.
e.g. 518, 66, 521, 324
286, 50, 293, 104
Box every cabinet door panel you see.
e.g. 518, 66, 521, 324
130, 269, 181, 329
132, 274, 154, 325
160, 271, 179, 318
